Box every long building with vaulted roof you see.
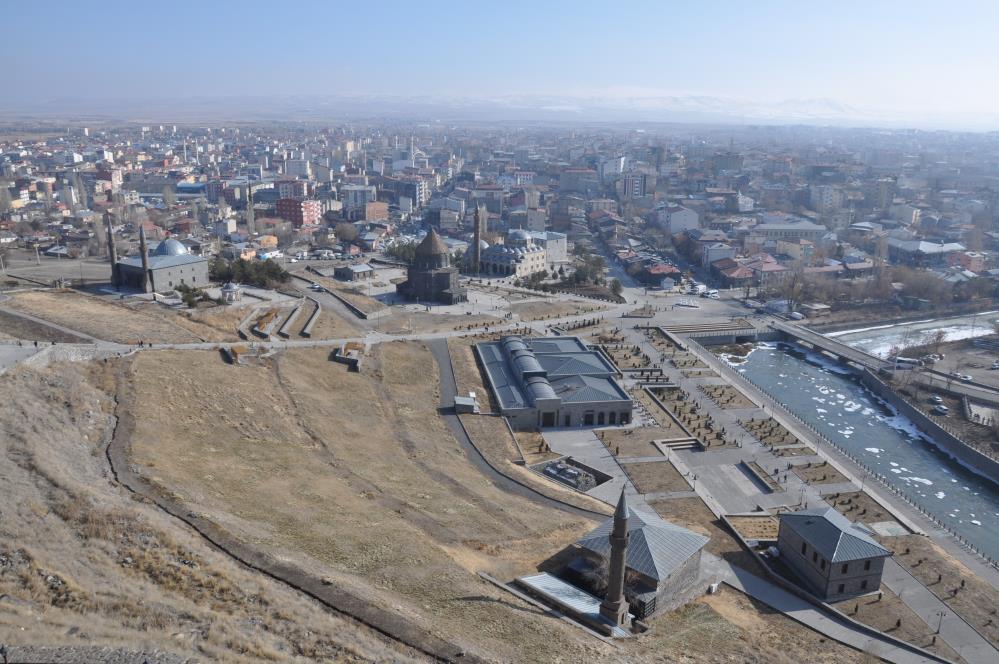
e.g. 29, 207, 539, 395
475, 335, 632, 430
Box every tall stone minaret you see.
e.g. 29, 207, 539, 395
105, 211, 119, 289
245, 183, 255, 235
472, 204, 486, 276
599, 488, 630, 627
138, 225, 154, 293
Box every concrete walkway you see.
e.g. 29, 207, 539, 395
703, 556, 947, 664
541, 429, 639, 507
882, 559, 999, 664
619, 324, 996, 659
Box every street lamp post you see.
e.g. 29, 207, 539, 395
936, 610, 946, 634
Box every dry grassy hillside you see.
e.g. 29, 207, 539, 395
126, 344, 866, 664
0, 359, 424, 663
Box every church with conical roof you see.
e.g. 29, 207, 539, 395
398, 229, 467, 304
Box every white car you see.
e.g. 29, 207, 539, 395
958, 373, 973, 383
930, 395, 944, 404
932, 404, 949, 415
991, 361, 999, 370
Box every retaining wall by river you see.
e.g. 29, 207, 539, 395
859, 369, 999, 486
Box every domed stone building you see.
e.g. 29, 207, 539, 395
116, 227, 209, 293
399, 228, 467, 304
479, 228, 547, 278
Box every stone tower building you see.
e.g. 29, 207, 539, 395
599, 488, 631, 627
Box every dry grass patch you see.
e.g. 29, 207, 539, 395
377, 310, 501, 335
790, 460, 849, 485
599, 426, 673, 458
622, 461, 691, 494
699, 383, 755, 409
299, 299, 362, 339
5, 290, 203, 343
826, 491, 901, 529
448, 338, 496, 412
692, 589, 865, 664
509, 300, 605, 321
0, 359, 415, 663
885, 534, 999, 649
649, 497, 766, 576
726, 515, 779, 541
127, 344, 622, 662
0, 308, 86, 342
832, 587, 962, 662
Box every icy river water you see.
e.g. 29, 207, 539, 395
727, 342, 999, 560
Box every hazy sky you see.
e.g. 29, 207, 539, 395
5, 1, 999, 122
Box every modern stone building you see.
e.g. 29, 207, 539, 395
478, 228, 547, 277
527, 230, 569, 269
571, 504, 708, 618
116, 234, 209, 293
777, 507, 892, 601
476, 335, 632, 430
399, 228, 467, 304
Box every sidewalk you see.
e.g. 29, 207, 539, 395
702, 555, 945, 664
882, 559, 999, 664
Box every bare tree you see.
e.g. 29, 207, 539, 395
162, 185, 176, 208
335, 222, 358, 243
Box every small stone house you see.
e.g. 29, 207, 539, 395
778, 507, 892, 601
570, 507, 708, 618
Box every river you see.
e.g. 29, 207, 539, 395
827, 311, 999, 358
722, 342, 999, 560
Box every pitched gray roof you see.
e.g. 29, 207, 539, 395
550, 375, 629, 403
577, 508, 708, 582
780, 507, 892, 563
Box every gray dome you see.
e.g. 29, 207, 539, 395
152, 238, 190, 256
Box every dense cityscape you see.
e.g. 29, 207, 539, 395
2, 3, 999, 664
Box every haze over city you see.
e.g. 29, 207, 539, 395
5, 1, 999, 129
2, 2, 999, 664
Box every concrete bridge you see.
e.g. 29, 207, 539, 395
770, 320, 886, 370
772, 320, 999, 406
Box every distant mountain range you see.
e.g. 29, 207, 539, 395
1, 92, 996, 131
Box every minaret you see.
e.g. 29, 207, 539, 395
245, 183, 255, 235
472, 204, 486, 275
138, 225, 154, 293
599, 488, 631, 627
105, 211, 119, 289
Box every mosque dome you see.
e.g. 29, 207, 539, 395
478, 239, 490, 250
152, 238, 190, 256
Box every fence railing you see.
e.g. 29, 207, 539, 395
686, 337, 999, 571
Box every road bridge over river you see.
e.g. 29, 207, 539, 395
772, 320, 999, 405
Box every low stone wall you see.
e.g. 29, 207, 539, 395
277, 300, 304, 338
860, 369, 999, 486
300, 298, 321, 337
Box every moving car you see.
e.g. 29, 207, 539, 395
991, 361, 999, 370
932, 404, 950, 416
930, 395, 944, 404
